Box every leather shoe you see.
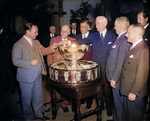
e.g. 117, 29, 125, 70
39, 116, 50, 120
62, 107, 69, 113
107, 110, 112, 117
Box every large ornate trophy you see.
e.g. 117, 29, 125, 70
49, 42, 100, 83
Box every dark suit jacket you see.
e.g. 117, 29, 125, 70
69, 28, 80, 38
106, 32, 131, 82
42, 33, 57, 47
78, 30, 117, 73
120, 41, 149, 97
143, 24, 150, 47
47, 36, 76, 66
75, 31, 93, 60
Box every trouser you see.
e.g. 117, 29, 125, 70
100, 70, 113, 111
122, 95, 147, 121
112, 82, 122, 121
19, 74, 43, 120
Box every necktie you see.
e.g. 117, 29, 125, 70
100, 33, 104, 42
82, 34, 86, 39
72, 30, 76, 35
31, 40, 34, 47
52, 34, 54, 38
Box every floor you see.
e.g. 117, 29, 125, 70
0, 76, 150, 121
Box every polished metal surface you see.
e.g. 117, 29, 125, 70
49, 60, 100, 83
49, 44, 100, 83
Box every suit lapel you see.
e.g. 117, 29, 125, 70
123, 41, 144, 64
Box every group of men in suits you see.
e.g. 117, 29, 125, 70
11, 8, 150, 121
77, 14, 149, 121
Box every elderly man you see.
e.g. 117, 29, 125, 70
47, 25, 75, 112
12, 23, 64, 120
78, 16, 116, 116
106, 17, 131, 121
120, 24, 149, 120
137, 9, 150, 47
42, 26, 57, 48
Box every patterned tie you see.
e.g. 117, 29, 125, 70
100, 33, 104, 42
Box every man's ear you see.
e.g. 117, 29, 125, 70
145, 17, 149, 22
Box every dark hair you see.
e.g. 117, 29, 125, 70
70, 21, 77, 25
141, 9, 149, 22
24, 23, 37, 31
80, 18, 91, 26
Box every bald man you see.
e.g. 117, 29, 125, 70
47, 25, 75, 112
120, 24, 149, 120
78, 16, 117, 116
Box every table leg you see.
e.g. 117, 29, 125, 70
96, 93, 102, 121
52, 89, 57, 120
75, 99, 81, 121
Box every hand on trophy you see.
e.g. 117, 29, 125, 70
52, 42, 59, 49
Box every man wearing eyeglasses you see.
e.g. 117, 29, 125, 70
47, 25, 75, 112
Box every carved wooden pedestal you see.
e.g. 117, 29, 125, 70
49, 78, 104, 121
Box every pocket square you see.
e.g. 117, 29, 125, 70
108, 42, 112, 44
112, 45, 116, 48
129, 55, 134, 58
145, 38, 148, 41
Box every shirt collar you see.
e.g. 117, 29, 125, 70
144, 23, 149, 29
24, 35, 32, 46
99, 29, 107, 38
130, 39, 143, 50
62, 38, 68, 41
82, 31, 89, 39
117, 31, 126, 38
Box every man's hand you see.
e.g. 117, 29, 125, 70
59, 40, 71, 46
52, 42, 59, 49
31, 59, 39, 66
110, 79, 116, 88
128, 93, 136, 101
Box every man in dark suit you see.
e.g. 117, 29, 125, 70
120, 24, 149, 120
137, 8, 150, 114
75, 18, 93, 109
106, 16, 131, 121
137, 9, 150, 47
12, 23, 67, 120
78, 16, 117, 116
69, 21, 80, 38
42, 25, 57, 71
43, 25, 57, 48
75, 18, 92, 61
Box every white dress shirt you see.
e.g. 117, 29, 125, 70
82, 31, 89, 39
24, 35, 33, 46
